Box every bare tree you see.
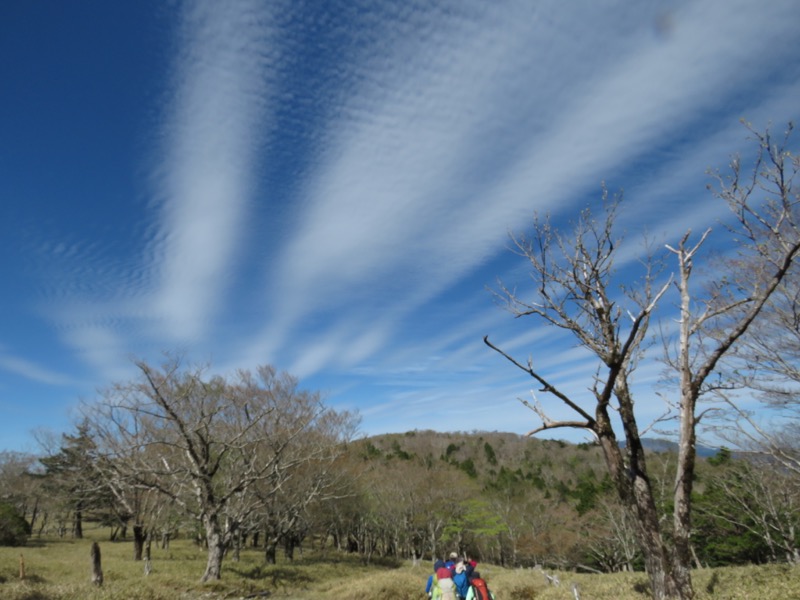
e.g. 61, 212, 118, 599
255, 407, 358, 564
85, 357, 356, 582
712, 125, 800, 472
485, 124, 800, 599
586, 497, 641, 572
94, 460, 164, 560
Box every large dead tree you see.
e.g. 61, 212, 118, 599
485, 123, 799, 600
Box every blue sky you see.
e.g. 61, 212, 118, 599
1, 1, 798, 452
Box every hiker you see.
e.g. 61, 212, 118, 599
426, 552, 461, 599
442, 553, 456, 575
426, 559, 443, 597
462, 557, 477, 579
435, 561, 457, 600
453, 559, 470, 599
465, 571, 495, 600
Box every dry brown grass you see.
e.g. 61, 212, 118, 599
1, 533, 798, 599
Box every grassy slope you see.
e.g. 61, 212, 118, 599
1, 534, 798, 600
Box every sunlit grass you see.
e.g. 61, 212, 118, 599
1, 530, 798, 599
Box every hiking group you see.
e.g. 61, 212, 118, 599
425, 552, 495, 600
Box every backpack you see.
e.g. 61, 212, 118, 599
470, 578, 491, 600
438, 575, 456, 600
430, 574, 457, 600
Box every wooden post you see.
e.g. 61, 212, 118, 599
90, 542, 104, 586
144, 535, 152, 576
19, 554, 25, 579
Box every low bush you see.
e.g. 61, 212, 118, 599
0, 503, 30, 547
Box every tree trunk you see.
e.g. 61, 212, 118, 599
36, 512, 48, 537
201, 514, 227, 582
144, 534, 153, 575
232, 529, 242, 562
28, 497, 40, 534
133, 524, 145, 561
670, 416, 696, 600
284, 533, 298, 560
73, 508, 83, 539
597, 410, 693, 600
264, 540, 278, 564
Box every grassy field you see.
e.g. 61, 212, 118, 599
1, 533, 798, 599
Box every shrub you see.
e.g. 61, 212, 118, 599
0, 503, 30, 546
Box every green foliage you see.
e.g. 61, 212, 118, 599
692, 466, 774, 566
573, 476, 601, 515
489, 466, 522, 494
529, 468, 547, 491
390, 440, 413, 460
444, 443, 460, 460
554, 479, 571, 501
484, 442, 498, 466
459, 457, 478, 478
444, 497, 505, 545
361, 441, 382, 460
0, 502, 30, 546
707, 447, 732, 467
38, 420, 113, 537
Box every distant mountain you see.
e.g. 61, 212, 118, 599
625, 438, 719, 458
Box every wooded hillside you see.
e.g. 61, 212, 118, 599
318, 429, 780, 572
2, 425, 796, 581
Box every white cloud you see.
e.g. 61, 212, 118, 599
238, 0, 800, 381
13, 0, 798, 447
0, 351, 76, 387
146, 0, 275, 341
61, 326, 132, 384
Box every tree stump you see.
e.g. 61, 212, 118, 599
90, 542, 104, 586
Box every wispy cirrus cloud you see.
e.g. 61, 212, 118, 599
0, 350, 76, 387
239, 0, 800, 384
10, 0, 797, 448
146, 0, 275, 342
26, 1, 278, 381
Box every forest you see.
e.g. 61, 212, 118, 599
2, 424, 798, 575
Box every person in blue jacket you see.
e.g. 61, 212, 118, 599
452, 559, 470, 599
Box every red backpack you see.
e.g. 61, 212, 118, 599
470, 577, 491, 600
